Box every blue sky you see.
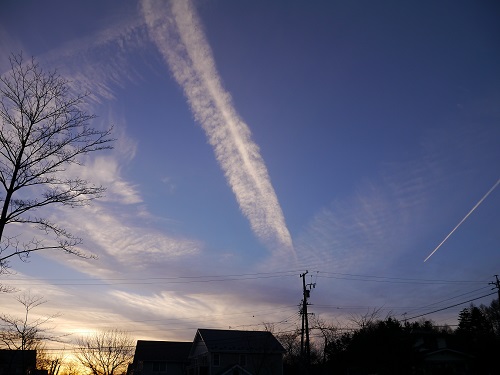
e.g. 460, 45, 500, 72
0, 0, 499, 347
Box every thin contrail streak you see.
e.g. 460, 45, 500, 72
424, 178, 500, 262
141, 0, 295, 258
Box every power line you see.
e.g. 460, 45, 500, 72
0, 270, 303, 286
311, 286, 495, 318
1, 270, 302, 281
1, 269, 488, 286
405, 291, 496, 321
402, 286, 492, 315
316, 271, 487, 285
19, 290, 499, 352
3, 269, 497, 342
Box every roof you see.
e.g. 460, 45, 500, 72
195, 329, 285, 354
0, 350, 37, 373
424, 348, 473, 362
132, 340, 192, 362
220, 364, 253, 375
0, 349, 37, 364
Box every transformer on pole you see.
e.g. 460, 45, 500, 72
300, 270, 315, 369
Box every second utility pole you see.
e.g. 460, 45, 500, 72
490, 275, 500, 301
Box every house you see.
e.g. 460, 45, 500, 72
127, 340, 192, 375
412, 334, 475, 374
187, 329, 285, 375
0, 349, 36, 375
423, 348, 474, 374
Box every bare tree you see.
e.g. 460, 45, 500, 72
0, 53, 113, 276
60, 360, 80, 375
348, 307, 383, 329
75, 330, 134, 375
275, 329, 301, 366
310, 316, 341, 364
261, 321, 275, 333
37, 347, 66, 375
0, 291, 60, 350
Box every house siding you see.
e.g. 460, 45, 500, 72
191, 340, 209, 357
127, 341, 192, 375
136, 360, 186, 375
218, 352, 282, 375
190, 352, 282, 375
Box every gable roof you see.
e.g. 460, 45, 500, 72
133, 340, 192, 362
194, 329, 285, 354
220, 364, 253, 375
424, 348, 473, 362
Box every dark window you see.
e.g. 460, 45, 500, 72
239, 354, 247, 366
152, 361, 167, 372
213, 353, 220, 366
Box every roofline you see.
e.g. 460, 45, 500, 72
194, 328, 286, 354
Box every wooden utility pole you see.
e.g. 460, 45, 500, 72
490, 275, 500, 301
300, 271, 306, 357
300, 271, 315, 369
300, 271, 309, 361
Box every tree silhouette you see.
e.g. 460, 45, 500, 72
457, 304, 492, 335
0, 292, 60, 350
482, 298, 500, 335
456, 301, 499, 373
75, 330, 134, 375
0, 53, 113, 278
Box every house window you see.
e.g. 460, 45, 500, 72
198, 355, 208, 366
213, 353, 220, 366
239, 354, 247, 366
152, 361, 167, 372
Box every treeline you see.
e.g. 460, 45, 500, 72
277, 298, 500, 375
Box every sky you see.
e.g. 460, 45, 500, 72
0, 0, 499, 352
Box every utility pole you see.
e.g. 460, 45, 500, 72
300, 271, 308, 361
490, 275, 500, 301
300, 271, 315, 369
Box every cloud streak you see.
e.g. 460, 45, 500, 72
141, 0, 294, 258
424, 178, 500, 262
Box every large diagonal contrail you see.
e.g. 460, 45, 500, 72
424, 178, 499, 262
141, 0, 295, 257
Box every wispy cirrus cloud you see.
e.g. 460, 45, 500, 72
294, 183, 402, 273
52, 202, 202, 279
0, 26, 25, 73
110, 288, 294, 338
29, 12, 152, 106
294, 121, 499, 275
7, 18, 203, 269
0, 12, 207, 299
140, 0, 294, 259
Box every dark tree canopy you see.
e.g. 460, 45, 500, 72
454, 300, 500, 373
457, 304, 493, 335
0, 53, 113, 275
280, 301, 500, 375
